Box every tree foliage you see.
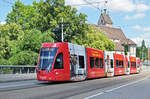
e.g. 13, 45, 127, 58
0, 0, 115, 65
0, 23, 24, 59
7, 0, 87, 42
71, 26, 115, 51
9, 51, 38, 65
124, 44, 128, 55
136, 40, 148, 60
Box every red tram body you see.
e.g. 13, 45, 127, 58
129, 56, 137, 74
37, 42, 140, 81
37, 42, 70, 81
114, 54, 125, 76
86, 48, 105, 78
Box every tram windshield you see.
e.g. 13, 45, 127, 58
38, 47, 58, 71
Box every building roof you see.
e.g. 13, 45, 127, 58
92, 24, 126, 42
114, 42, 124, 51
98, 13, 113, 25
89, 24, 136, 51
122, 38, 136, 45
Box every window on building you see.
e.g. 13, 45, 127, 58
95, 58, 100, 68
110, 59, 113, 68
79, 56, 84, 68
100, 58, 104, 68
90, 57, 95, 68
54, 53, 63, 69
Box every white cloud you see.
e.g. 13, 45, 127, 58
125, 13, 145, 20
65, 0, 87, 10
132, 25, 142, 30
0, 21, 6, 25
109, 0, 136, 12
65, 0, 150, 12
144, 27, 150, 32
132, 25, 150, 32
136, 4, 150, 12
131, 33, 150, 46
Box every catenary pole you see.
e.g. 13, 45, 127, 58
61, 17, 64, 42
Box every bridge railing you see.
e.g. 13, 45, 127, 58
0, 65, 37, 74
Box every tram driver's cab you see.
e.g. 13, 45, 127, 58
37, 42, 70, 81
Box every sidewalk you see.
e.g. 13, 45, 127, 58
141, 65, 150, 72
0, 73, 37, 83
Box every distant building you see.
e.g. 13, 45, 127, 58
98, 13, 113, 27
91, 12, 136, 56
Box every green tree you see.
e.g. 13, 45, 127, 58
136, 40, 148, 60
7, 0, 38, 30
71, 26, 115, 51
124, 44, 128, 55
0, 23, 24, 59
9, 29, 54, 65
6, 0, 87, 42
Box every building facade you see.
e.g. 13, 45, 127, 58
92, 12, 136, 57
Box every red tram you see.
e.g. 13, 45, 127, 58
37, 42, 140, 81
129, 56, 137, 74
114, 53, 125, 76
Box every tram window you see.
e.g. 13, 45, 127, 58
120, 61, 123, 68
131, 62, 136, 68
119, 61, 121, 68
122, 61, 124, 68
137, 63, 140, 68
90, 57, 95, 68
128, 61, 130, 68
95, 58, 100, 68
54, 53, 64, 69
110, 59, 113, 68
100, 58, 103, 68
79, 56, 84, 68
116, 60, 118, 68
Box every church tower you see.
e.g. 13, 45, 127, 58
97, 1, 113, 27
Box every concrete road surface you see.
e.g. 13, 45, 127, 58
0, 71, 150, 99
83, 76, 150, 99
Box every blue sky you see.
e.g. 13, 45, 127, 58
0, 0, 150, 46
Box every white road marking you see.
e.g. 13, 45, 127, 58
84, 77, 149, 99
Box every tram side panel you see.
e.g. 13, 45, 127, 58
104, 51, 115, 77
68, 43, 87, 81
124, 56, 130, 75
136, 58, 141, 73
129, 56, 137, 74
114, 53, 125, 76
86, 48, 105, 78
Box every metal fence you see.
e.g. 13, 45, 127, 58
0, 65, 37, 74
